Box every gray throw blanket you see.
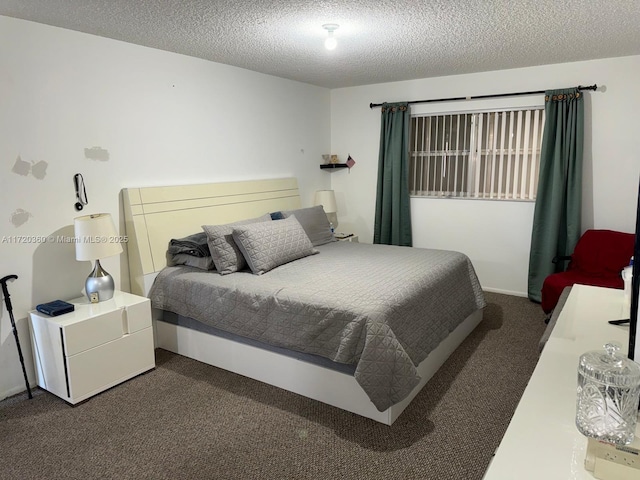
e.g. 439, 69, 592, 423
167, 232, 210, 257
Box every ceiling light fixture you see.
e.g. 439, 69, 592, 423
323, 24, 339, 51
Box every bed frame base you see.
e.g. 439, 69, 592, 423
154, 308, 483, 425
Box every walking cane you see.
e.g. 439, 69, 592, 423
1, 275, 33, 399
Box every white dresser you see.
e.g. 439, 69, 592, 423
483, 284, 638, 479
29, 291, 155, 404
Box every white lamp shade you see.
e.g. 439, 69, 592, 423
314, 190, 337, 214
74, 213, 123, 261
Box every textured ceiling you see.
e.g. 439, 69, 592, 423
2, 0, 640, 89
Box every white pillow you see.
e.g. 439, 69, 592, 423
232, 215, 318, 275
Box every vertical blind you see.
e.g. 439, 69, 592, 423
409, 108, 545, 200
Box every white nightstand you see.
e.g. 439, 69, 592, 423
29, 291, 155, 404
335, 234, 359, 242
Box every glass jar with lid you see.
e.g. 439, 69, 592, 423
576, 342, 640, 445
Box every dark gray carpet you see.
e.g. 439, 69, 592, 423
0, 292, 546, 480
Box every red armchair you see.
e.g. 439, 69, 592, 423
541, 229, 635, 313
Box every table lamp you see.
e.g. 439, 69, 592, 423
314, 190, 338, 230
74, 213, 123, 302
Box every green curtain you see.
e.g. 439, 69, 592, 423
528, 88, 584, 302
373, 102, 412, 246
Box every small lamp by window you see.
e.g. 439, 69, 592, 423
74, 213, 123, 302
314, 190, 338, 231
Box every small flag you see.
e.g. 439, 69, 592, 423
346, 155, 356, 169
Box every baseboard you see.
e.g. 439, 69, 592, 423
483, 287, 528, 298
0, 383, 34, 402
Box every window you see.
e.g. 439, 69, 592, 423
409, 108, 545, 200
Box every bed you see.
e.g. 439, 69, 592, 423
122, 177, 486, 425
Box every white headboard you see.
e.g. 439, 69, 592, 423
122, 177, 301, 296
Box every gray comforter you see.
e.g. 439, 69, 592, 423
149, 241, 486, 411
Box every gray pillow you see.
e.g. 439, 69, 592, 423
281, 205, 336, 246
232, 215, 318, 275
166, 252, 215, 270
202, 213, 272, 275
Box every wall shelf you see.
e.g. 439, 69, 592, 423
320, 163, 348, 171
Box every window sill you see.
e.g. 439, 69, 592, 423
409, 195, 535, 203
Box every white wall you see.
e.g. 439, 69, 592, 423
330, 56, 640, 296
0, 16, 331, 400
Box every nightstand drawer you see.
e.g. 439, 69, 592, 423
64, 309, 123, 356
123, 298, 152, 333
66, 327, 154, 401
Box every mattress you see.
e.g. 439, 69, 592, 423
149, 241, 486, 411
160, 311, 357, 374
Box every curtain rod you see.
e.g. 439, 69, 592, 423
369, 84, 598, 109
